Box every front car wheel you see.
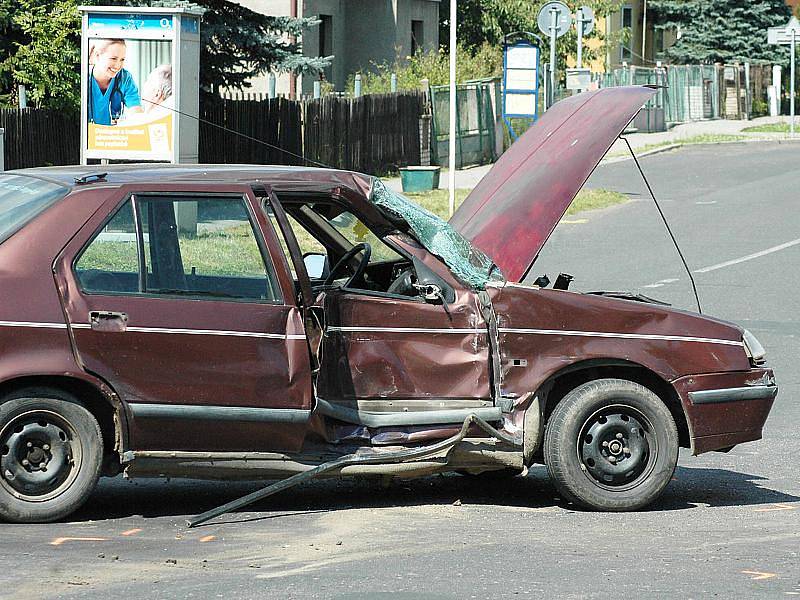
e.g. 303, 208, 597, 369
543, 378, 678, 511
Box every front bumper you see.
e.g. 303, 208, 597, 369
672, 368, 777, 455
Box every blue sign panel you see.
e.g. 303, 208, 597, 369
87, 13, 174, 38
502, 37, 542, 140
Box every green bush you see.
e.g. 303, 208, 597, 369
346, 43, 503, 95
751, 97, 769, 118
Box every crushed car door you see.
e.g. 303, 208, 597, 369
296, 209, 496, 423
53, 184, 314, 453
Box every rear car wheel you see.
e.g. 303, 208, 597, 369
543, 379, 678, 511
0, 390, 103, 523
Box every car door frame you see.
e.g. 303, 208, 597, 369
53, 181, 316, 453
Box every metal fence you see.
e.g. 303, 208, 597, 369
429, 80, 497, 169
600, 63, 771, 128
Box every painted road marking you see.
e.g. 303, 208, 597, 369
695, 238, 800, 273
199, 535, 216, 543
742, 570, 778, 581
560, 219, 589, 224
121, 528, 143, 536
754, 503, 796, 512
643, 278, 680, 289
696, 200, 717, 205
50, 537, 109, 546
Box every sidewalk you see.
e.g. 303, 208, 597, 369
383, 115, 793, 192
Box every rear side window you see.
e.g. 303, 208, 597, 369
75, 195, 281, 302
0, 175, 68, 243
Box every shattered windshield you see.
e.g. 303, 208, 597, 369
370, 179, 504, 289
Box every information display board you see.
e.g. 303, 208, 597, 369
79, 6, 203, 164
502, 34, 542, 141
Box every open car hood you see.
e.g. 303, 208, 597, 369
449, 86, 658, 282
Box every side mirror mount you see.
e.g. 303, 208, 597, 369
303, 253, 330, 280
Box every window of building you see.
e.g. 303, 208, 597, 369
654, 27, 665, 58
411, 20, 424, 56
621, 5, 633, 61
319, 14, 333, 82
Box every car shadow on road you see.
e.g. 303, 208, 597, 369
70, 464, 800, 523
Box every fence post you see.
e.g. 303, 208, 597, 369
354, 74, 362, 98
0, 127, 4, 172
744, 62, 751, 120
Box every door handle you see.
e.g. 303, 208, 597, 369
89, 311, 128, 332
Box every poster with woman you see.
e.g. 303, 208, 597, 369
80, 7, 201, 163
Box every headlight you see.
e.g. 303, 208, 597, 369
743, 329, 766, 366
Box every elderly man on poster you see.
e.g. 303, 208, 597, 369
121, 64, 174, 123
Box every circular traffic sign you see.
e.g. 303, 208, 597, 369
577, 6, 595, 36
537, 1, 572, 39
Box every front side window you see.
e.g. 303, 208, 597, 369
75, 195, 280, 302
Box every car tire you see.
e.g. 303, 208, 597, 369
543, 378, 678, 512
0, 389, 103, 523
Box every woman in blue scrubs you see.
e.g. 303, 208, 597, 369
88, 39, 142, 125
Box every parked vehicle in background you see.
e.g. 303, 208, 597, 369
0, 87, 776, 523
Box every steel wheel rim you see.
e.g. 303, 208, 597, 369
576, 403, 658, 492
0, 409, 83, 502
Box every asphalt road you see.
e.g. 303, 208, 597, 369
2, 142, 799, 599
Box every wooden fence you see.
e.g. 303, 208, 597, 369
2, 92, 426, 174
304, 92, 423, 174
199, 97, 303, 165
0, 108, 80, 171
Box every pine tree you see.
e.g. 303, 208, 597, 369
649, 0, 792, 63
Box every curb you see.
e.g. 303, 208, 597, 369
601, 135, 800, 165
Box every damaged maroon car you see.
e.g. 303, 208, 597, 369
0, 87, 777, 523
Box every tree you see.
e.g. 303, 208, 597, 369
649, 0, 792, 63
438, 0, 625, 70
0, 0, 81, 110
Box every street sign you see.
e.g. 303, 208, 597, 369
537, 2, 572, 38
768, 16, 800, 44
566, 68, 592, 90
576, 6, 594, 36
537, 2, 571, 109
767, 16, 800, 135
575, 5, 594, 73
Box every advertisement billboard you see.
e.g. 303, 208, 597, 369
79, 6, 202, 164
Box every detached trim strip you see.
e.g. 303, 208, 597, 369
71, 323, 305, 340
499, 328, 744, 347
315, 397, 502, 427
327, 326, 486, 335
689, 385, 778, 405
0, 320, 67, 330
129, 403, 311, 423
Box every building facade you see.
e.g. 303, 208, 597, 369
236, 0, 440, 97
603, 0, 677, 69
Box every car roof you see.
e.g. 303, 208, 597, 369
10, 163, 375, 194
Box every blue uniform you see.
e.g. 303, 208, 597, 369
89, 68, 141, 125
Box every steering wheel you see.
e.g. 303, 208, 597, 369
324, 242, 372, 288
